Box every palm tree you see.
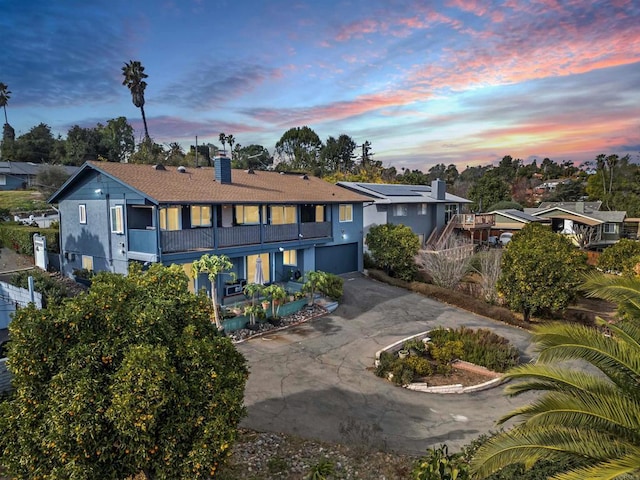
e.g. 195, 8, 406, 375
121, 60, 150, 141
471, 274, 640, 480
218, 133, 227, 155
226, 134, 235, 159
0, 82, 10, 124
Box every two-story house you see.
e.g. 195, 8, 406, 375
49, 158, 369, 301
337, 180, 472, 247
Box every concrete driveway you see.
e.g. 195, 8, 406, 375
237, 273, 535, 454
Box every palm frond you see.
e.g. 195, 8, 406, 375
582, 274, 640, 318
471, 426, 638, 479
498, 391, 640, 437
503, 364, 617, 397
550, 453, 640, 480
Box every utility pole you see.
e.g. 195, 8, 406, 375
195, 135, 198, 168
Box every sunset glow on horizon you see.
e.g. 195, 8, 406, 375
3, 0, 639, 171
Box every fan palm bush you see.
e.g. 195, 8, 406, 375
471, 274, 640, 480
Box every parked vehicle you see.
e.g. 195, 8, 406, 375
499, 232, 513, 245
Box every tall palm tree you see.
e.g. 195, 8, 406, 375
219, 132, 226, 155
471, 274, 640, 480
226, 134, 235, 159
0, 82, 10, 124
121, 61, 150, 141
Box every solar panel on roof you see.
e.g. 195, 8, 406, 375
356, 183, 429, 196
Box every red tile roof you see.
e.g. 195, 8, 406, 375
88, 161, 370, 204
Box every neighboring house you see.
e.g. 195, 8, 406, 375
336, 180, 472, 247
525, 201, 628, 249
0, 161, 80, 191
533, 178, 571, 194
487, 209, 549, 235
48, 158, 369, 302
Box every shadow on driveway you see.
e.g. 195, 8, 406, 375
238, 273, 534, 454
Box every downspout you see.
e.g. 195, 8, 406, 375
154, 205, 161, 263
105, 193, 113, 269
51, 206, 63, 275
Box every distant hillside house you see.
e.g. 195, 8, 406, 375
49, 158, 370, 302
337, 180, 471, 247
0, 161, 80, 191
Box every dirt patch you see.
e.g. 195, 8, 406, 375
416, 366, 499, 387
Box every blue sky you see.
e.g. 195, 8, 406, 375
2, 0, 639, 171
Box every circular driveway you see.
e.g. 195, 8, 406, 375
237, 273, 535, 454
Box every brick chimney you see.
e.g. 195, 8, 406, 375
214, 155, 232, 184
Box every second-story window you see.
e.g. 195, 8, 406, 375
236, 205, 262, 225
160, 206, 181, 231
603, 223, 618, 234
191, 205, 211, 227
339, 204, 353, 222
79, 204, 87, 224
394, 204, 408, 216
417, 203, 427, 215
270, 205, 296, 224
110, 206, 124, 234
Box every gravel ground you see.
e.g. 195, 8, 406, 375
217, 429, 416, 479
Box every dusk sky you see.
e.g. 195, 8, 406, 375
3, 0, 639, 171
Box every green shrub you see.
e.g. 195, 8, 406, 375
319, 272, 344, 300
391, 360, 416, 385
375, 351, 396, 377
430, 340, 463, 374
363, 250, 377, 269
428, 327, 519, 373
0, 223, 59, 255
597, 238, 640, 276
305, 458, 335, 480
10, 270, 71, 307
405, 356, 433, 377
404, 338, 427, 354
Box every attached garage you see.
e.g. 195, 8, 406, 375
315, 243, 359, 275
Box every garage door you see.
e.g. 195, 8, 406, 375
315, 243, 358, 274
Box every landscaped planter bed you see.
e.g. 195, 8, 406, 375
374, 328, 518, 394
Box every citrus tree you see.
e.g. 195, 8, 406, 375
597, 238, 640, 276
497, 223, 587, 321
0, 263, 248, 480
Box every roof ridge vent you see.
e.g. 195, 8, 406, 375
153, 164, 166, 170
177, 166, 187, 173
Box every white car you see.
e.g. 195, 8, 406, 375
499, 232, 513, 246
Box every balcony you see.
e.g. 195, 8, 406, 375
452, 213, 495, 229
154, 221, 333, 253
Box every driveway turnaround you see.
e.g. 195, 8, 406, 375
237, 273, 535, 455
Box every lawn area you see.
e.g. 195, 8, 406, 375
0, 191, 49, 213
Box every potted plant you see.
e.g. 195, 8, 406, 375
72, 268, 95, 287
